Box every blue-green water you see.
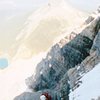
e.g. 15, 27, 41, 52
0, 58, 8, 69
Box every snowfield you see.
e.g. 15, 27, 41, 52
0, 53, 46, 100
69, 63, 100, 100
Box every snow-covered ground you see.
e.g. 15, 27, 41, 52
0, 53, 46, 100
13, 0, 86, 59
69, 63, 100, 100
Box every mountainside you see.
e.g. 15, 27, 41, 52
14, 7, 100, 100
69, 63, 100, 100
7, 0, 86, 60
0, 53, 45, 100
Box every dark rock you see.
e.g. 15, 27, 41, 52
84, 16, 94, 24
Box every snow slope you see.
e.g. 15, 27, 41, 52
8, 0, 87, 60
0, 53, 46, 100
69, 63, 100, 100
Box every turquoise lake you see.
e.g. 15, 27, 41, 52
0, 58, 8, 69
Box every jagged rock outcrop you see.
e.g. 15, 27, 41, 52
14, 9, 100, 100
68, 15, 100, 91
68, 29, 100, 91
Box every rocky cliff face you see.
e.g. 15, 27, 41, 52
14, 9, 100, 100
